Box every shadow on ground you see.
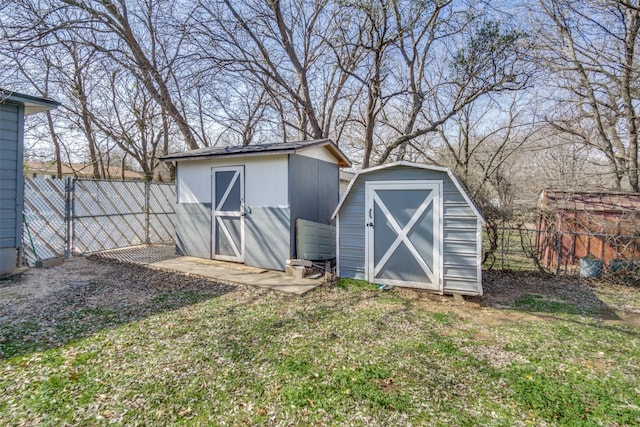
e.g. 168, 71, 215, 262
0, 257, 237, 360
479, 270, 623, 320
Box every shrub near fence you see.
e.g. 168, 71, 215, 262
483, 224, 640, 283
22, 176, 176, 266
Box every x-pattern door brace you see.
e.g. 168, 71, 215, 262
372, 191, 435, 282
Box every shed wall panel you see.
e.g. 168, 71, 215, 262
176, 156, 289, 206
442, 281, 482, 295
317, 160, 340, 223
0, 237, 14, 246
175, 203, 211, 258
444, 204, 476, 217
289, 155, 339, 258
337, 165, 481, 294
0, 180, 19, 190
0, 168, 18, 180
0, 216, 16, 231
14, 102, 25, 252
443, 228, 477, 241
245, 207, 290, 271
336, 184, 366, 278
444, 217, 478, 229
0, 189, 16, 199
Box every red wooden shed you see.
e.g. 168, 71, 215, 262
536, 190, 640, 270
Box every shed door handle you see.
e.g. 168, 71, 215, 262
369, 208, 372, 219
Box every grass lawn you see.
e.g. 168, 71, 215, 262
1, 265, 639, 426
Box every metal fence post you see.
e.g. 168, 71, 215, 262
145, 181, 151, 245
556, 231, 562, 277
500, 227, 505, 269
64, 177, 71, 258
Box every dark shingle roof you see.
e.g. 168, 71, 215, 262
160, 139, 351, 167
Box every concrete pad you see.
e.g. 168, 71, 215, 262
149, 256, 323, 295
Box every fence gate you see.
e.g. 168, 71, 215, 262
22, 176, 176, 266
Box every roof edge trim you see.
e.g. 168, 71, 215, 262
1, 89, 61, 115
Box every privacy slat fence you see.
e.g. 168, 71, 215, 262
22, 176, 66, 264
22, 176, 175, 266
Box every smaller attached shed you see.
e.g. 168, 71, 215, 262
0, 89, 59, 276
333, 161, 484, 295
161, 139, 351, 271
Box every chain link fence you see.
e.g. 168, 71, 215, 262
22, 176, 67, 263
22, 176, 176, 266
483, 224, 640, 284
22, 178, 640, 287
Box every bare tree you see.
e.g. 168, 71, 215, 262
5, 0, 202, 150
333, 0, 399, 168
376, 17, 533, 165
436, 93, 541, 201
2, 0, 535, 182
88, 71, 171, 181
329, 1, 533, 167
192, 0, 361, 142
535, 0, 640, 191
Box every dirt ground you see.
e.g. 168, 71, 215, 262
0, 257, 246, 330
2, 256, 640, 331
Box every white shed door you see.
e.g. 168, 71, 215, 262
365, 180, 442, 291
212, 166, 244, 263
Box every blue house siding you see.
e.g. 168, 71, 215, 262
0, 103, 22, 249
336, 163, 483, 295
0, 91, 59, 276
336, 183, 366, 279
0, 102, 24, 275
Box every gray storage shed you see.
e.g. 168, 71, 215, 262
0, 89, 59, 276
161, 139, 351, 271
333, 161, 484, 295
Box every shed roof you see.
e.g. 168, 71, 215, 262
538, 190, 640, 214
332, 161, 485, 223
1, 88, 60, 115
160, 139, 351, 167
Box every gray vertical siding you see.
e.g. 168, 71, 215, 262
288, 154, 339, 258
337, 181, 367, 280
337, 165, 482, 294
0, 103, 22, 250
